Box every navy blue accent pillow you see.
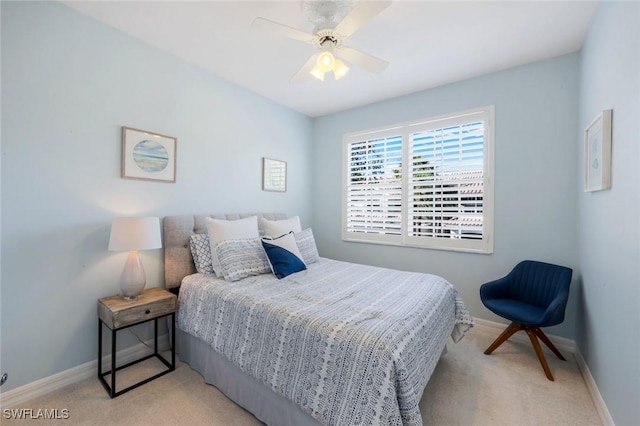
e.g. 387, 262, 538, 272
261, 232, 306, 279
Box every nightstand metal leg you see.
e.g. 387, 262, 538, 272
171, 312, 176, 369
98, 320, 102, 377
154, 317, 158, 355
111, 327, 116, 397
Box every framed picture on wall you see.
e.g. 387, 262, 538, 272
122, 127, 177, 183
584, 109, 612, 192
262, 157, 287, 192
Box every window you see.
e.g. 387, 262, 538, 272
343, 106, 494, 253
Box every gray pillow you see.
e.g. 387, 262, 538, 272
189, 234, 214, 275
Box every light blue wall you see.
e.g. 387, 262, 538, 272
0, 1, 312, 392
577, 2, 640, 425
312, 54, 580, 337
3, 5, 637, 424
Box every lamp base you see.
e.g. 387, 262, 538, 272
122, 294, 142, 301
120, 250, 146, 299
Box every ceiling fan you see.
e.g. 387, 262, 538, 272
252, 0, 391, 82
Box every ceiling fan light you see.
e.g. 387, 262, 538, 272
310, 66, 325, 81
317, 51, 335, 72
333, 59, 349, 80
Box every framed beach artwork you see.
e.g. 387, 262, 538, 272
262, 157, 287, 192
584, 110, 612, 192
122, 127, 177, 182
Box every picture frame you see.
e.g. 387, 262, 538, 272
122, 127, 177, 183
584, 110, 612, 192
262, 157, 287, 192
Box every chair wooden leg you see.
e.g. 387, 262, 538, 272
484, 322, 522, 355
533, 328, 566, 361
525, 327, 554, 381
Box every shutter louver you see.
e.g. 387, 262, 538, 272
346, 135, 403, 236
408, 121, 485, 240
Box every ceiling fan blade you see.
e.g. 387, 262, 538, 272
252, 17, 316, 43
337, 46, 389, 73
290, 53, 320, 83
334, 0, 391, 38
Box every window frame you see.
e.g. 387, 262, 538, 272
342, 105, 494, 254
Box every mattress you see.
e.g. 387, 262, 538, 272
177, 257, 472, 426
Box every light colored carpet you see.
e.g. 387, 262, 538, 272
2, 327, 601, 425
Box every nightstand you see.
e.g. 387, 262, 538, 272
97, 287, 176, 398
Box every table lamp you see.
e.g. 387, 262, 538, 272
108, 217, 162, 299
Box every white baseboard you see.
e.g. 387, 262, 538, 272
472, 317, 613, 426
0, 334, 170, 409
574, 346, 615, 426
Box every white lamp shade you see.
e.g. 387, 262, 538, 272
333, 59, 349, 80
109, 217, 162, 251
310, 66, 325, 81
316, 51, 335, 72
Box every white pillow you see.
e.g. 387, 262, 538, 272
261, 216, 302, 237
214, 238, 270, 282
205, 216, 259, 277
294, 228, 319, 264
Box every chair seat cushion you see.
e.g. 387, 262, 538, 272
482, 298, 545, 326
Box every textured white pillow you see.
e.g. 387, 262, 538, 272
205, 216, 259, 277
294, 228, 319, 264
261, 216, 302, 237
214, 238, 270, 282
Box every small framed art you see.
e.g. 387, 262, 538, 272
262, 157, 287, 192
122, 127, 177, 182
584, 110, 612, 192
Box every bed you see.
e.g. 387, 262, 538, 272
164, 213, 473, 426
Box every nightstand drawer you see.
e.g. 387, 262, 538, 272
98, 287, 176, 329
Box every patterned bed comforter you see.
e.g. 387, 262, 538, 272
177, 258, 473, 426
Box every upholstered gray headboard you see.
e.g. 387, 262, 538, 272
163, 213, 287, 289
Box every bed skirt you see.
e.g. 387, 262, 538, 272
176, 328, 322, 426
176, 328, 448, 426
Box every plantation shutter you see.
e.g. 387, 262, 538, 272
408, 118, 485, 241
345, 133, 403, 241
342, 106, 493, 253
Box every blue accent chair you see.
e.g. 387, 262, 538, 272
480, 260, 573, 381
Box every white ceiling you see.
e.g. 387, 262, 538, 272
62, 1, 598, 118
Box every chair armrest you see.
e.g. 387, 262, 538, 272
480, 275, 511, 301
539, 290, 570, 327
